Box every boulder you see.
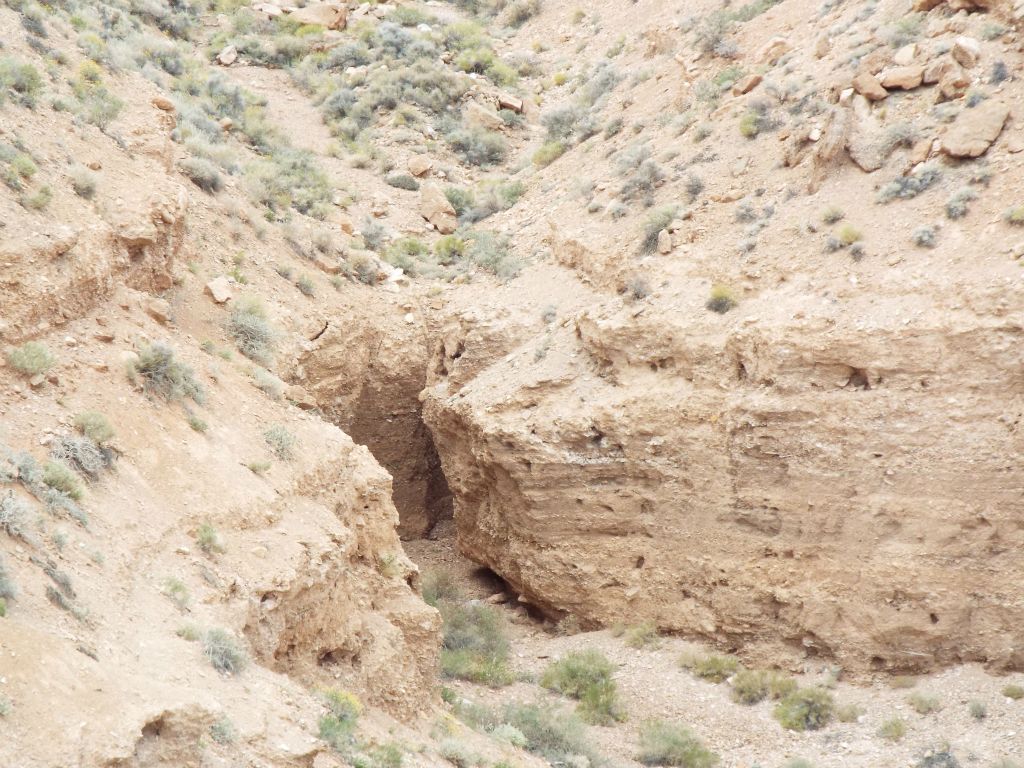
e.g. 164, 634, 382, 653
497, 93, 524, 113
923, 56, 955, 85
216, 45, 237, 66
152, 96, 175, 112
408, 155, 433, 177
731, 73, 762, 96
814, 35, 831, 59
951, 36, 980, 68
288, 3, 348, 30
285, 384, 318, 410
880, 65, 924, 90
145, 297, 171, 325
204, 276, 233, 304
893, 43, 918, 66
941, 100, 1009, 158
420, 184, 458, 235
252, 2, 283, 18
657, 229, 672, 255
465, 100, 504, 131
937, 68, 971, 102
852, 72, 888, 101
757, 37, 791, 65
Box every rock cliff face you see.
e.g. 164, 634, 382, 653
424, 282, 1024, 675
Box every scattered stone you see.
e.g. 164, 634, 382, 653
910, 138, 933, 166
938, 68, 971, 102
408, 155, 433, 177
94, 332, 115, 343
893, 43, 918, 66
419, 183, 458, 234
923, 56, 955, 85
951, 36, 980, 68
285, 385, 317, 410
216, 45, 237, 66
145, 298, 171, 325
204, 277, 233, 304
814, 35, 831, 58
338, 215, 354, 235
465, 100, 504, 131
497, 93, 524, 113
941, 100, 1009, 158
152, 96, 175, 112
852, 71, 888, 101
252, 2, 283, 18
289, 3, 348, 30
29, 374, 45, 389
731, 73, 762, 96
657, 229, 672, 254
880, 65, 924, 90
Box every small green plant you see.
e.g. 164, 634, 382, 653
176, 624, 200, 641
69, 165, 97, 199
1002, 684, 1024, 700
945, 187, 977, 220
203, 628, 247, 675
908, 692, 941, 714
968, 700, 987, 720
385, 173, 420, 191
835, 703, 862, 722
163, 577, 191, 610
685, 654, 741, 683
196, 522, 226, 554
730, 669, 796, 705
822, 206, 844, 224
773, 687, 834, 731
1003, 206, 1024, 226
890, 675, 917, 689
129, 344, 205, 403
422, 569, 461, 607
42, 461, 83, 500
179, 157, 223, 193
739, 110, 761, 138
640, 206, 678, 254
209, 716, 237, 745
247, 460, 272, 475
295, 274, 316, 297
264, 425, 296, 460
319, 688, 362, 750
636, 720, 718, 768
705, 285, 737, 314
912, 225, 937, 248
439, 600, 513, 686
542, 650, 624, 724
5, 341, 55, 376
838, 224, 862, 246
533, 140, 566, 167
624, 621, 659, 648
228, 297, 276, 365
878, 717, 907, 741
21, 185, 52, 211
74, 412, 114, 444
187, 412, 208, 433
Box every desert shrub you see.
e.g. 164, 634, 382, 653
50, 435, 112, 480
505, 0, 541, 26
0, 58, 43, 108
541, 650, 623, 724
445, 187, 475, 218
640, 207, 678, 254
912, 226, 937, 248
0, 492, 32, 542
203, 628, 247, 675
705, 286, 737, 314
0, 554, 16, 602
163, 577, 191, 610
908, 692, 942, 714
835, 703, 862, 722
730, 669, 796, 705
439, 601, 513, 686
532, 141, 565, 167
360, 218, 388, 252
637, 720, 718, 768
385, 237, 428, 274
5, 341, 55, 376
885, 12, 924, 47
42, 461, 83, 501
295, 274, 316, 297
838, 224, 862, 245
877, 163, 942, 203
505, 703, 596, 765
890, 675, 918, 689
196, 522, 225, 554
878, 717, 907, 741
130, 344, 205, 404
1003, 684, 1024, 700
685, 654, 741, 683
945, 187, 977, 219
434, 235, 467, 265
462, 231, 519, 278
773, 687, 834, 731
227, 298, 276, 365
245, 148, 332, 219
686, 174, 704, 202
251, 368, 283, 399
21, 185, 52, 211
461, 179, 525, 223
1003, 206, 1024, 226
541, 104, 597, 144
178, 157, 223, 193
422, 569, 461, 606
385, 173, 420, 191
187, 412, 208, 432
445, 123, 507, 166
69, 165, 97, 199
209, 716, 236, 745
264, 425, 296, 461
624, 621, 659, 648
969, 700, 987, 720
822, 206, 844, 224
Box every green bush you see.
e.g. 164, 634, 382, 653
209, 717, 237, 745
130, 344, 205, 403
5, 341, 55, 376
504, 703, 596, 765
541, 649, 624, 724
624, 621, 659, 648
1003, 684, 1024, 700
179, 157, 223, 193
196, 522, 225, 554
50, 435, 112, 480
227, 297, 276, 365
878, 717, 906, 741
385, 173, 420, 191
439, 601, 513, 686
203, 628, 247, 675
42, 461, 83, 501
0, 58, 43, 108
69, 165, 97, 199
435, 235, 466, 264
295, 274, 316, 297
640, 207, 677, 254
968, 700, 987, 720
75, 412, 114, 445
422, 569, 461, 606
464, 230, 520, 279
730, 669, 796, 705
264, 425, 296, 460
533, 141, 565, 167
773, 688, 834, 731
908, 692, 941, 714
683, 654, 741, 683
445, 124, 507, 166
0, 554, 17, 603
705, 285, 737, 315
637, 720, 718, 768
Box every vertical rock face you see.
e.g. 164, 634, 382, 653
423, 298, 1024, 675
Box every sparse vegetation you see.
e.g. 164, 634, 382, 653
196, 522, 226, 554
1002, 684, 1024, 700
385, 173, 420, 191
69, 165, 97, 199
179, 157, 223, 193
209, 717, 237, 745
533, 140, 566, 167
542, 650, 624, 724
203, 628, 247, 675
42, 461, 83, 501
822, 206, 844, 224
163, 577, 191, 610
968, 700, 987, 720
908, 692, 941, 714
439, 600, 513, 686
912, 225, 937, 248
5, 341, 55, 376
773, 688, 834, 731
624, 621, 659, 648
505, 702, 597, 766
264, 425, 296, 461
946, 188, 977, 220
227, 297, 276, 365
75, 412, 114, 445
877, 164, 942, 203
637, 720, 718, 768
683, 653, 741, 683
641, 207, 678, 254
705, 286, 737, 315
730, 669, 797, 705
878, 717, 907, 741
129, 344, 205, 404
1004, 206, 1024, 226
